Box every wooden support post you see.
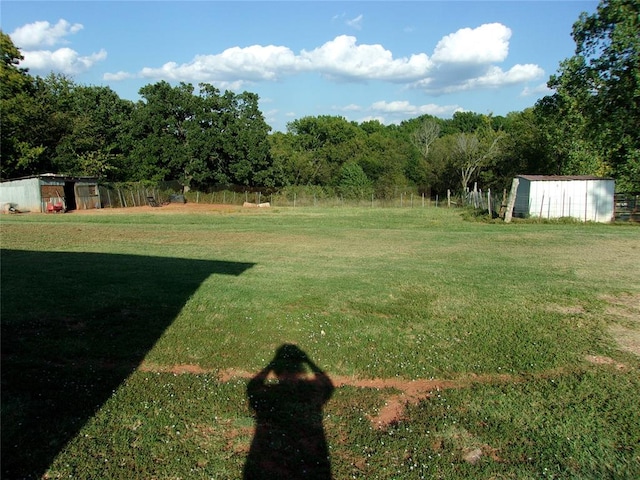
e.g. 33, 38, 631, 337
504, 178, 519, 223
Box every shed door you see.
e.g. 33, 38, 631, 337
64, 182, 77, 210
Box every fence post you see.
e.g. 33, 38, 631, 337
504, 178, 519, 223
447, 189, 451, 208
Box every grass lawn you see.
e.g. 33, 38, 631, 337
1, 205, 639, 479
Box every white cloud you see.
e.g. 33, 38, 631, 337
138, 44, 298, 87
521, 82, 552, 97
370, 100, 463, 117
432, 23, 511, 64
346, 14, 364, 30
124, 35, 432, 86
333, 100, 463, 127
417, 63, 544, 94
10, 19, 83, 49
21, 48, 107, 75
103, 70, 135, 81
103, 23, 542, 96
299, 35, 431, 82
10, 19, 106, 76
337, 104, 362, 112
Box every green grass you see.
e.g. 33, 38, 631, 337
1, 207, 639, 479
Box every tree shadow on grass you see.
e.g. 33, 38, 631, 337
0, 249, 254, 479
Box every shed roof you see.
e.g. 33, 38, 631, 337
1, 173, 99, 183
517, 175, 614, 182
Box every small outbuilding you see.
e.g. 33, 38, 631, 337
0, 174, 101, 213
512, 175, 615, 223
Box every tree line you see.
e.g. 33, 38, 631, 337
1, 0, 638, 195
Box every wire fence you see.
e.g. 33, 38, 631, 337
97, 183, 638, 222
98, 184, 500, 210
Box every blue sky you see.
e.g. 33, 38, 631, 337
3, 1, 598, 132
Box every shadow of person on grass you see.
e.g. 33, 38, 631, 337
244, 344, 334, 480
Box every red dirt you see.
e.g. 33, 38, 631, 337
68, 203, 254, 215
139, 360, 631, 429
139, 363, 527, 429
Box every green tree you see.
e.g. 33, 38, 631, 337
0, 31, 43, 178
52, 83, 134, 179
544, 0, 640, 190
126, 82, 273, 188
443, 111, 486, 135
490, 109, 551, 190
453, 127, 504, 192
337, 162, 372, 199
0, 31, 31, 99
285, 116, 360, 185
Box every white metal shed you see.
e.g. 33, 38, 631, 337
0, 174, 101, 213
512, 175, 615, 223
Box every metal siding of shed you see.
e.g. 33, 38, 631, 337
513, 177, 614, 222
587, 179, 615, 222
513, 178, 531, 217
0, 178, 43, 212
74, 182, 101, 209
40, 178, 66, 212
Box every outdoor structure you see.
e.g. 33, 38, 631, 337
512, 175, 615, 223
0, 174, 101, 213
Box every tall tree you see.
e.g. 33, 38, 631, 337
126, 81, 194, 182
544, 0, 640, 190
126, 81, 273, 188
491, 109, 551, 189
453, 127, 504, 191
0, 31, 43, 178
410, 117, 440, 162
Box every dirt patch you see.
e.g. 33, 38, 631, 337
138, 362, 630, 431
139, 362, 209, 375
68, 203, 252, 215
140, 363, 521, 429
602, 293, 640, 356
603, 293, 640, 322
584, 355, 628, 370
545, 304, 586, 315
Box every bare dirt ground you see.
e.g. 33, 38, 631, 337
602, 293, 640, 356
69, 203, 243, 215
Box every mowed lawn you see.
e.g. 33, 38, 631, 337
1, 206, 639, 479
